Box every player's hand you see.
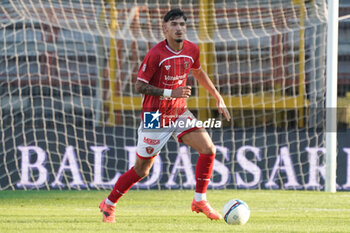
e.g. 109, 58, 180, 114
171, 86, 191, 98
216, 97, 231, 121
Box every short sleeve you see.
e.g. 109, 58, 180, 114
191, 44, 201, 70
137, 51, 158, 83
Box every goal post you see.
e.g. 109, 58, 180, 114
2, 0, 348, 191
325, 0, 339, 193
197, 0, 215, 121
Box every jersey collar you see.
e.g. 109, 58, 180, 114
165, 40, 183, 55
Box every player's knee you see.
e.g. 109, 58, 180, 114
139, 170, 149, 179
199, 144, 216, 155
134, 166, 150, 178
136, 169, 150, 178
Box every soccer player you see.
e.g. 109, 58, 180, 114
99, 8, 231, 223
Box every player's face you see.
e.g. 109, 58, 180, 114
163, 17, 187, 43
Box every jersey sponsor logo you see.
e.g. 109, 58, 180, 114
143, 110, 161, 129
143, 137, 160, 145
164, 73, 186, 81
146, 146, 154, 154
142, 64, 147, 72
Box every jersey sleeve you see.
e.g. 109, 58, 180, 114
191, 44, 201, 70
137, 50, 158, 83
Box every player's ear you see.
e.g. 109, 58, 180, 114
162, 22, 167, 34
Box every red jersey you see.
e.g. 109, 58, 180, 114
137, 40, 201, 125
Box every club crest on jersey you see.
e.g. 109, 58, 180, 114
146, 146, 154, 154
183, 61, 190, 70
165, 65, 171, 70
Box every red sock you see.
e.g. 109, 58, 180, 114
108, 167, 142, 203
195, 153, 215, 193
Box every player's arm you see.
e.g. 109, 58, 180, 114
135, 80, 191, 98
192, 68, 231, 121
135, 80, 163, 96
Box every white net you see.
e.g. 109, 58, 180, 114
0, 0, 330, 190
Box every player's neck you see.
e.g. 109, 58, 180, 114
165, 39, 183, 52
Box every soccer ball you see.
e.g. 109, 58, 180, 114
222, 199, 250, 225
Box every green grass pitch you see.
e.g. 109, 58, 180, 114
0, 190, 349, 232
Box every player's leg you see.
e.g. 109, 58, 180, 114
180, 128, 215, 195
99, 156, 156, 223
108, 156, 156, 203
99, 122, 172, 223
179, 128, 222, 220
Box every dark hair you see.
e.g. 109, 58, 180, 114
163, 8, 187, 22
